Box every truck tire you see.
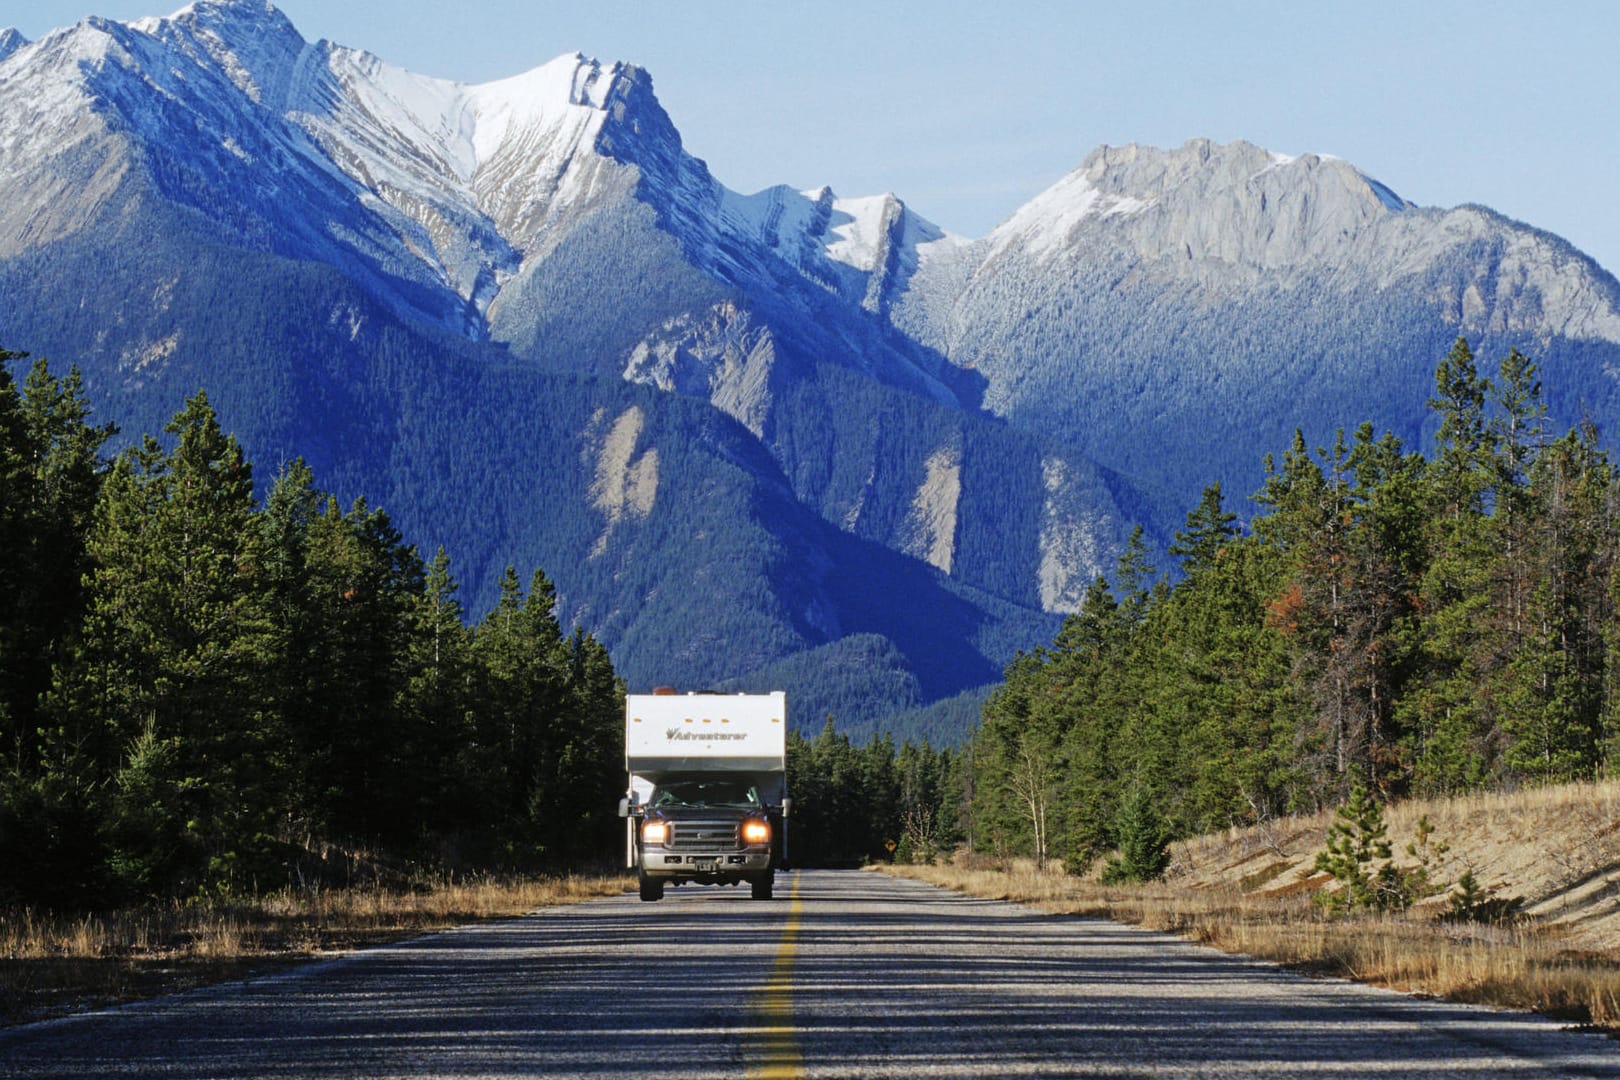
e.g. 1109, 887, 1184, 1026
638, 873, 664, 902
751, 875, 773, 900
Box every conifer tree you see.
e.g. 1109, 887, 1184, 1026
1169, 482, 1239, 576
48, 392, 275, 897
474, 567, 570, 860
256, 459, 325, 822
1113, 525, 1158, 628
972, 651, 1058, 864
1100, 786, 1171, 883
1408, 339, 1500, 793
1428, 336, 1496, 515
1055, 577, 1126, 868
0, 357, 112, 778
1312, 784, 1407, 913
0, 358, 37, 769
1253, 429, 1329, 553
1500, 426, 1612, 779
320, 498, 428, 844
404, 548, 481, 839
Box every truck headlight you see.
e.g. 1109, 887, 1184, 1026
741, 819, 771, 845
642, 820, 671, 845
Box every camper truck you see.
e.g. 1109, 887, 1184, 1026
619, 690, 790, 901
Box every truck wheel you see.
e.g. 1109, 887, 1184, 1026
639, 873, 664, 902
751, 875, 773, 900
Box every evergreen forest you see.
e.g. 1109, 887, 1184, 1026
0, 348, 625, 907
0, 344, 959, 908
7, 333, 1615, 908
967, 338, 1620, 874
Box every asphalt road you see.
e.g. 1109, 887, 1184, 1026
2, 869, 1616, 1078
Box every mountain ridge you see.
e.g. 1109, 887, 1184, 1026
6, 0, 1620, 734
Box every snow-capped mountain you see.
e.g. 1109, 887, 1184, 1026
5, 0, 1620, 727
0, 5, 966, 390
886, 138, 1620, 499
0, 28, 26, 63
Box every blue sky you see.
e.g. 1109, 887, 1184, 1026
13, 1, 1620, 274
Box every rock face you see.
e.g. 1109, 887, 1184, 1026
586, 405, 659, 557
623, 302, 779, 438
882, 139, 1620, 502
5, 2, 1620, 722
0, 27, 27, 63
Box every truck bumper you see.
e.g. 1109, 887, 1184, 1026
642, 849, 772, 881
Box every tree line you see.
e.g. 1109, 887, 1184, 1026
785, 720, 964, 867
968, 338, 1620, 873
0, 349, 623, 908
16, 332, 1597, 901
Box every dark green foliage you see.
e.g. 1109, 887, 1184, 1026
960, 337, 1620, 874
1445, 868, 1522, 924
0, 356, 114, 781
785, 719, 963, 867
1168, 483, 1239, 575
1312, 785, 1402, 913
43, 391, 278, 898
1308, 789, 1436, 917
1099, 787, 1171, 884
0, 370, 625, 905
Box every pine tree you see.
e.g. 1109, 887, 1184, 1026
1113, 524, 1158, 628
47, 392, 275, 897
550, 627, 624, 862
403, 547, 481, 843
1341, 425, 1425, 792
975, 647, 1067, 868
1160, 536, 1303, 829
1500, 426, 1612, 779
1253, 429, 1329, 552
1428, 336, 1496, 516
0, 358, 113, 778
1407, 340, 1500, 793
1312, 784, 1407, 913
1169, 482, 1239, 576
308, 497, 427, 846
1274, 425, 1426, 801
473, 566, 571, 861
0, 358, 36, 769
1100, 786, 1171, 884
256, 459, 325, 825
1055, 577, 1126, 869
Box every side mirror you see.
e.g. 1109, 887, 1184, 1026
780, 797, 792, 819
618, 797, 630, 819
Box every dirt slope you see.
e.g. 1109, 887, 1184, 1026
1167, 780, 1620, 951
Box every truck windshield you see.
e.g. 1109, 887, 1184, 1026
653, 779, 760, 808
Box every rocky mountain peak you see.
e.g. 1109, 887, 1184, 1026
1072, 138, 1407, 212
0, 27, 27, 63
132, 0, 306, 106
987, 137, 1416, 275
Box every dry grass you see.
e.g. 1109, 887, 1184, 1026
883, 780, 1620, 1035
0, 873, 630, 1028
1171, 778, 1620, 950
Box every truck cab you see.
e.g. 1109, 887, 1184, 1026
620, 691, 790, 902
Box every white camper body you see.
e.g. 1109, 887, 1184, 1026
621, 691, 790, 901
624, 690, 787, 799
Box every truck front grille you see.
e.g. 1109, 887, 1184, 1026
667, 817, 741, 851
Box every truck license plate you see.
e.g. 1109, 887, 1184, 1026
692, 859, 718, 872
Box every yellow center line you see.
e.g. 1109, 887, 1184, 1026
747, 872, 805, 1080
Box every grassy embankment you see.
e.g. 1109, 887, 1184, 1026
884, 779, 1620, 1032
0, 873, 630, 1027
